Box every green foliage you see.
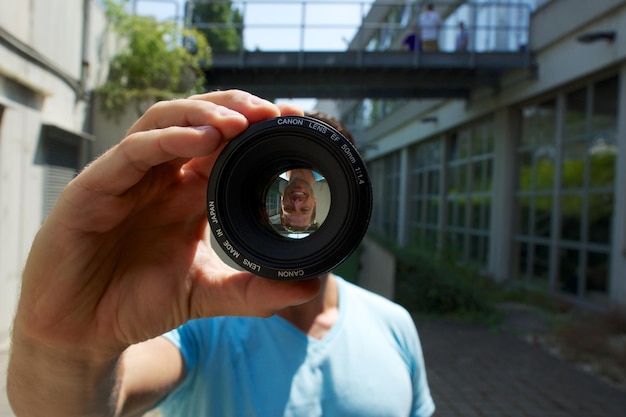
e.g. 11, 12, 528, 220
97, 0, 211, 118
392, 244, 497, 321
189, 1, 244, 52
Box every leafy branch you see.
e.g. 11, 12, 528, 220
97, 0, 211, 118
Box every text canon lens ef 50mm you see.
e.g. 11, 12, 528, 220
207, 115, 372, 280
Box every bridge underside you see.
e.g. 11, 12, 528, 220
204, 51, 533, 99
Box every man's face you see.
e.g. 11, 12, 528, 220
281, 178, 316, 230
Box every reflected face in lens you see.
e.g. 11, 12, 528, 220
281, 170, 317, 231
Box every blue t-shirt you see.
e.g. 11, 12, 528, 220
158, 277, 435, 417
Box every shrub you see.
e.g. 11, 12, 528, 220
393, 246, 497, 321
97, 0, 211, 118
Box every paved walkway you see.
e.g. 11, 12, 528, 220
1, 319, 625, 417
416, 318, 626, 417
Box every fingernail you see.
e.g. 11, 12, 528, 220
217, 107, 243, 118
249, 95, 271, 106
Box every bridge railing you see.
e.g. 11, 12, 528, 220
183, 0, 532, 64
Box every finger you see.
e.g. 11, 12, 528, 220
73, 125, 223, 197
181, 101, 305, 179
127, 97, 250, 139
241, 276, 322, 316
128, 90, 282, 136
191, 272, 322, 319
276, 103, 305, 116
188, 90, 283, 125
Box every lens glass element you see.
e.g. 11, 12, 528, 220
264, 168, 330, 239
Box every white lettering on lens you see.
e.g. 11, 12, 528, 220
307, 121, 327, 134
277, 269, 305, 278
243, 259, 261, 272
208, 201, 219, 224
341, 144, 357, 164
222, 240, 240, 259
277, 118, 304, 126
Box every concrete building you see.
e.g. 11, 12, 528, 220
340, 0, 626, 309
0, 0, 111, 348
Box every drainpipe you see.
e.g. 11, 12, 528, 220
80, 0, 91, 98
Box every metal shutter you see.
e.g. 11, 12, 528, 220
42, 137, 79, 220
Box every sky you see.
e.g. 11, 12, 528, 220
131, 0, 373, 109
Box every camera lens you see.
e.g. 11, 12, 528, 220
207, 115, 372, 280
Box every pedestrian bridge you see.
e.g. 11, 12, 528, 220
186, 0, 534, 99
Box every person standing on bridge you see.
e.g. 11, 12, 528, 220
455, 21, 469, 52
418, 3, 442, 52
7, 90, 435, 417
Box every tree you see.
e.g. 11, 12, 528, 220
97, 0, 211, 118
187, 0, 244, 52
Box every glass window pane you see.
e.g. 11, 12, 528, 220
448, 165, 458, 193
589, 140, 616, 187
517, 196, 531, 235
558, 248, 579, 295
561, 142, 585, 189
458, 199, 467, 227
469, 235, 482, 262
588, 193, 613, 244
534, 150, 555, 190
592, 76, 618, 132
458, 165, 468, 192
532, 244, 550, 284
484, 198, 491, 230
428, 170, 440, 194
564, 87, 587, 138
427, 200, 439, 224
585, 251, 609, 303
485, 160, 493, 192
413, 172, 423, 195
560, 195, 582, 241
471, 197, 482, 229
534, 196, 552, 238
516, 241, 529, 278
518, 151, 532, 190
471, 161, 484, 192
536, 100, 557, 145
447, 200, 456, 226
486, 130, 495, 153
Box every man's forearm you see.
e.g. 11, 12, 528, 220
7, 328, 122, 417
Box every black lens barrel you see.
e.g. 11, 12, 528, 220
207, 115, 372, 280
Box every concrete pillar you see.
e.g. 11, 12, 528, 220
397, 147, 409, 247
487, 108, 516, 283
358, 236, 396, 299
609, 64, 626, 306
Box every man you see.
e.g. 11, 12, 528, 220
418, 3, 442, 52
7, 90, 435, 417
455, 21, 469, 52
402, 28, 420, 52
280, 168, 317, 231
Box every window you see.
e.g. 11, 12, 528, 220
514, 75, 618, 304
408, 139, 443, 250
39, 125, 84, 221
445, 120, 494, 266
557, 76, 617, 303
369, 152, 402, 242
514, 99, 557, 287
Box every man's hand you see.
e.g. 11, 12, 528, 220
7, 90, 320, 416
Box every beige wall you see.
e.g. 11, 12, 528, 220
0, 0, 109, 345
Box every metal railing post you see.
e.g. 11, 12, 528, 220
299, 0, 306, 68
